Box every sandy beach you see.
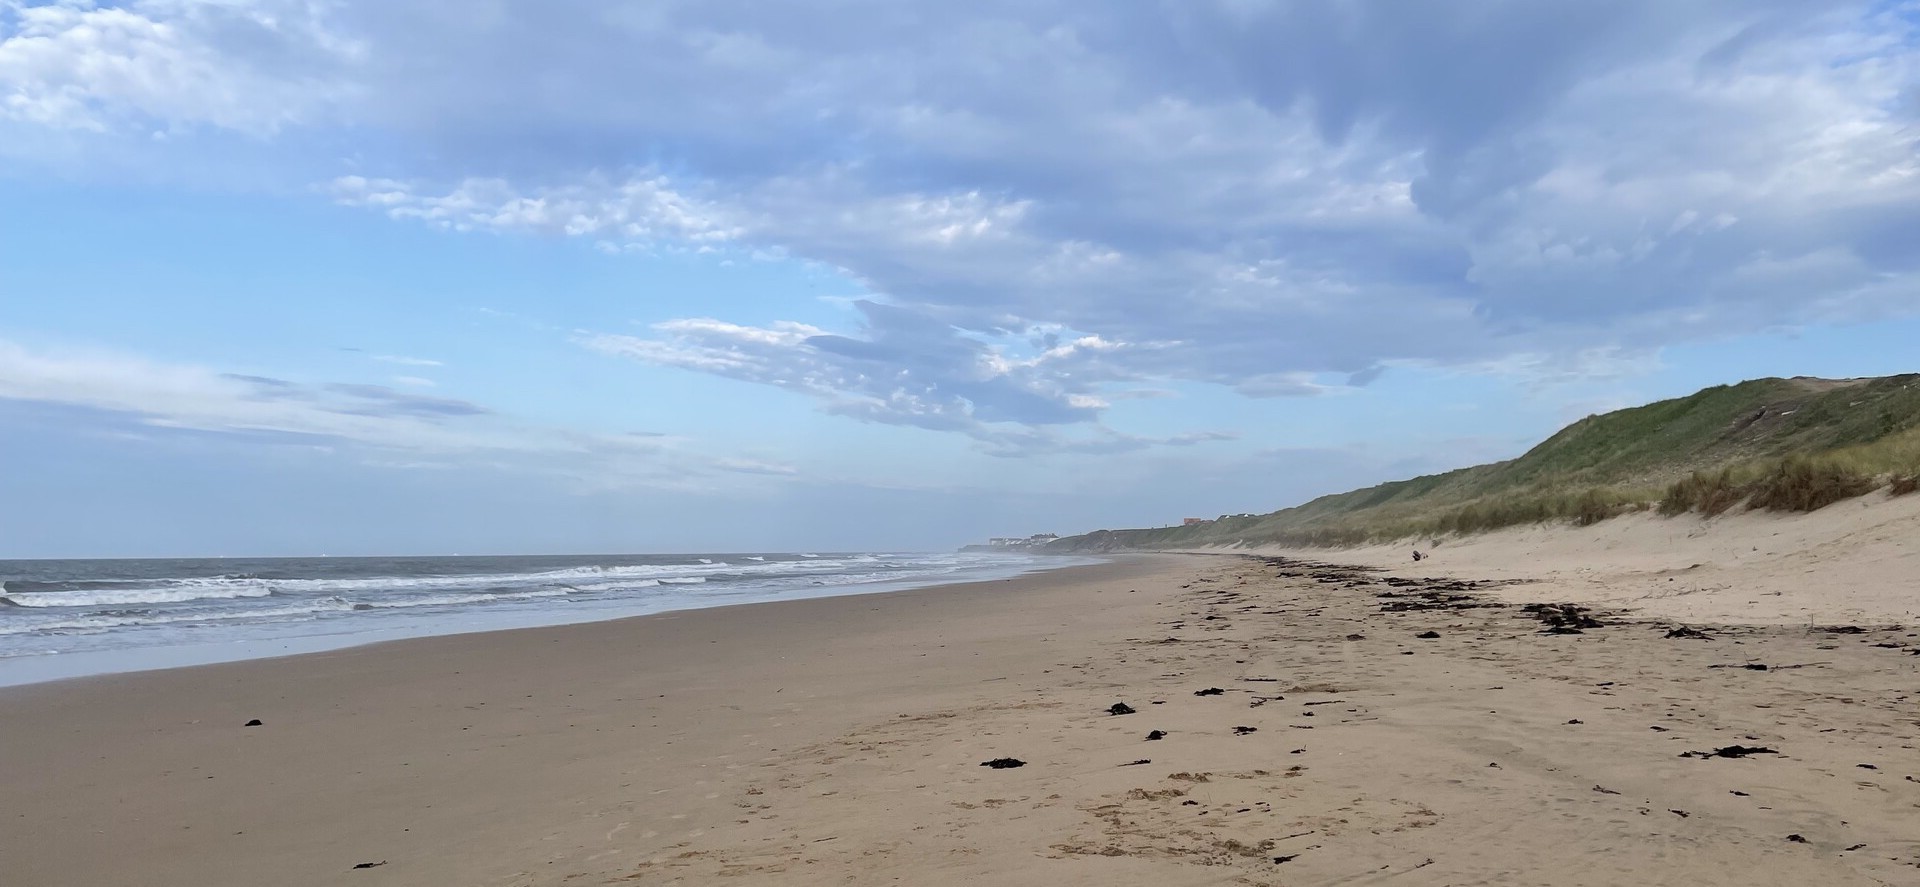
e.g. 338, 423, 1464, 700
5, 547, 1919, 886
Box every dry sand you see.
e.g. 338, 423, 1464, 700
1246, 488, 1920, 625
4, 546, 1918, 886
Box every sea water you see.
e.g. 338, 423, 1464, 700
0, 551, 1095, 686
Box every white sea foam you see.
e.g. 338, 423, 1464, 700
0, 585, 583, 635
267, 564, 667, 592
0, 560, 850, 611
565, 579, 663, 592
0, 599, 359, 635
354, 588, 573, 610
2, 581, 275, 608
203, 562, 756, 596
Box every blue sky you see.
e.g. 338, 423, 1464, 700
2, 0, 1917, 557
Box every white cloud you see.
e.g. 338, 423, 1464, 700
371, 354, 443, 367
330, 174, 740, 248
0, 0, 360, 132
581, 301, 1237, 456
0, 337, 795, 489
0, 338, 478, 445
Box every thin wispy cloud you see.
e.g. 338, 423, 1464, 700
371, 354, 443, 367
0, 338, 793, 490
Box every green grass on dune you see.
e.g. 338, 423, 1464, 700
1050, 374, 1920, 552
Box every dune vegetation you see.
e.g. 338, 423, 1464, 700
1050, 375, 1920, 552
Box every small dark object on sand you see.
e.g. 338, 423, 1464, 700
1665, 626, 1712, 640
1567, 719, 1583, 724
1822, 625, 1867, 634
1522, 603, 1605, 633
1232, 726, 1258, 735
1107, 702, 1137, 716
980, 758, 1026, 769
1415, 631, 1441, 639
1376, 590, 1498, 614
1592, 785, 1620, 794
1345, 633, 1365, 641
1194, 687, 1225, 696
1845, 843, 1866, 851
1682, 745, 1778, 759
1411, 550, 1424, 562
1857, 763, 1878, 770
1786, 834, 1809, 844
352, 861, 387, 870
1670, 809, 1690, 818
1123, 759, 1151, 766
1730, 790, 1749, 796
244, 719, 263, 727
1146, 730, 1167, 741
1273, 854, 1299, 864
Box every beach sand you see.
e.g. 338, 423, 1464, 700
4, 548, 1918, 885
1248, 489, 1920, 625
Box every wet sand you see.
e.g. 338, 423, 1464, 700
3, 552, 1917, 885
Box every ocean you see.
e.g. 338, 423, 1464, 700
0, 551, 1095, 687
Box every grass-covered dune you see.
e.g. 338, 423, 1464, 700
1049, 375, 1920, 552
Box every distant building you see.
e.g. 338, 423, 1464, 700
1183, 517, 1210, 526
981, 534, 1058, 548
975, 533, 1067, 549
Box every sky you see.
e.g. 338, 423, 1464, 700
1, 0, 1917, 558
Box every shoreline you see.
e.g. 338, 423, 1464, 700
0, 552, 1100, 689
6, 551, 1916, 885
